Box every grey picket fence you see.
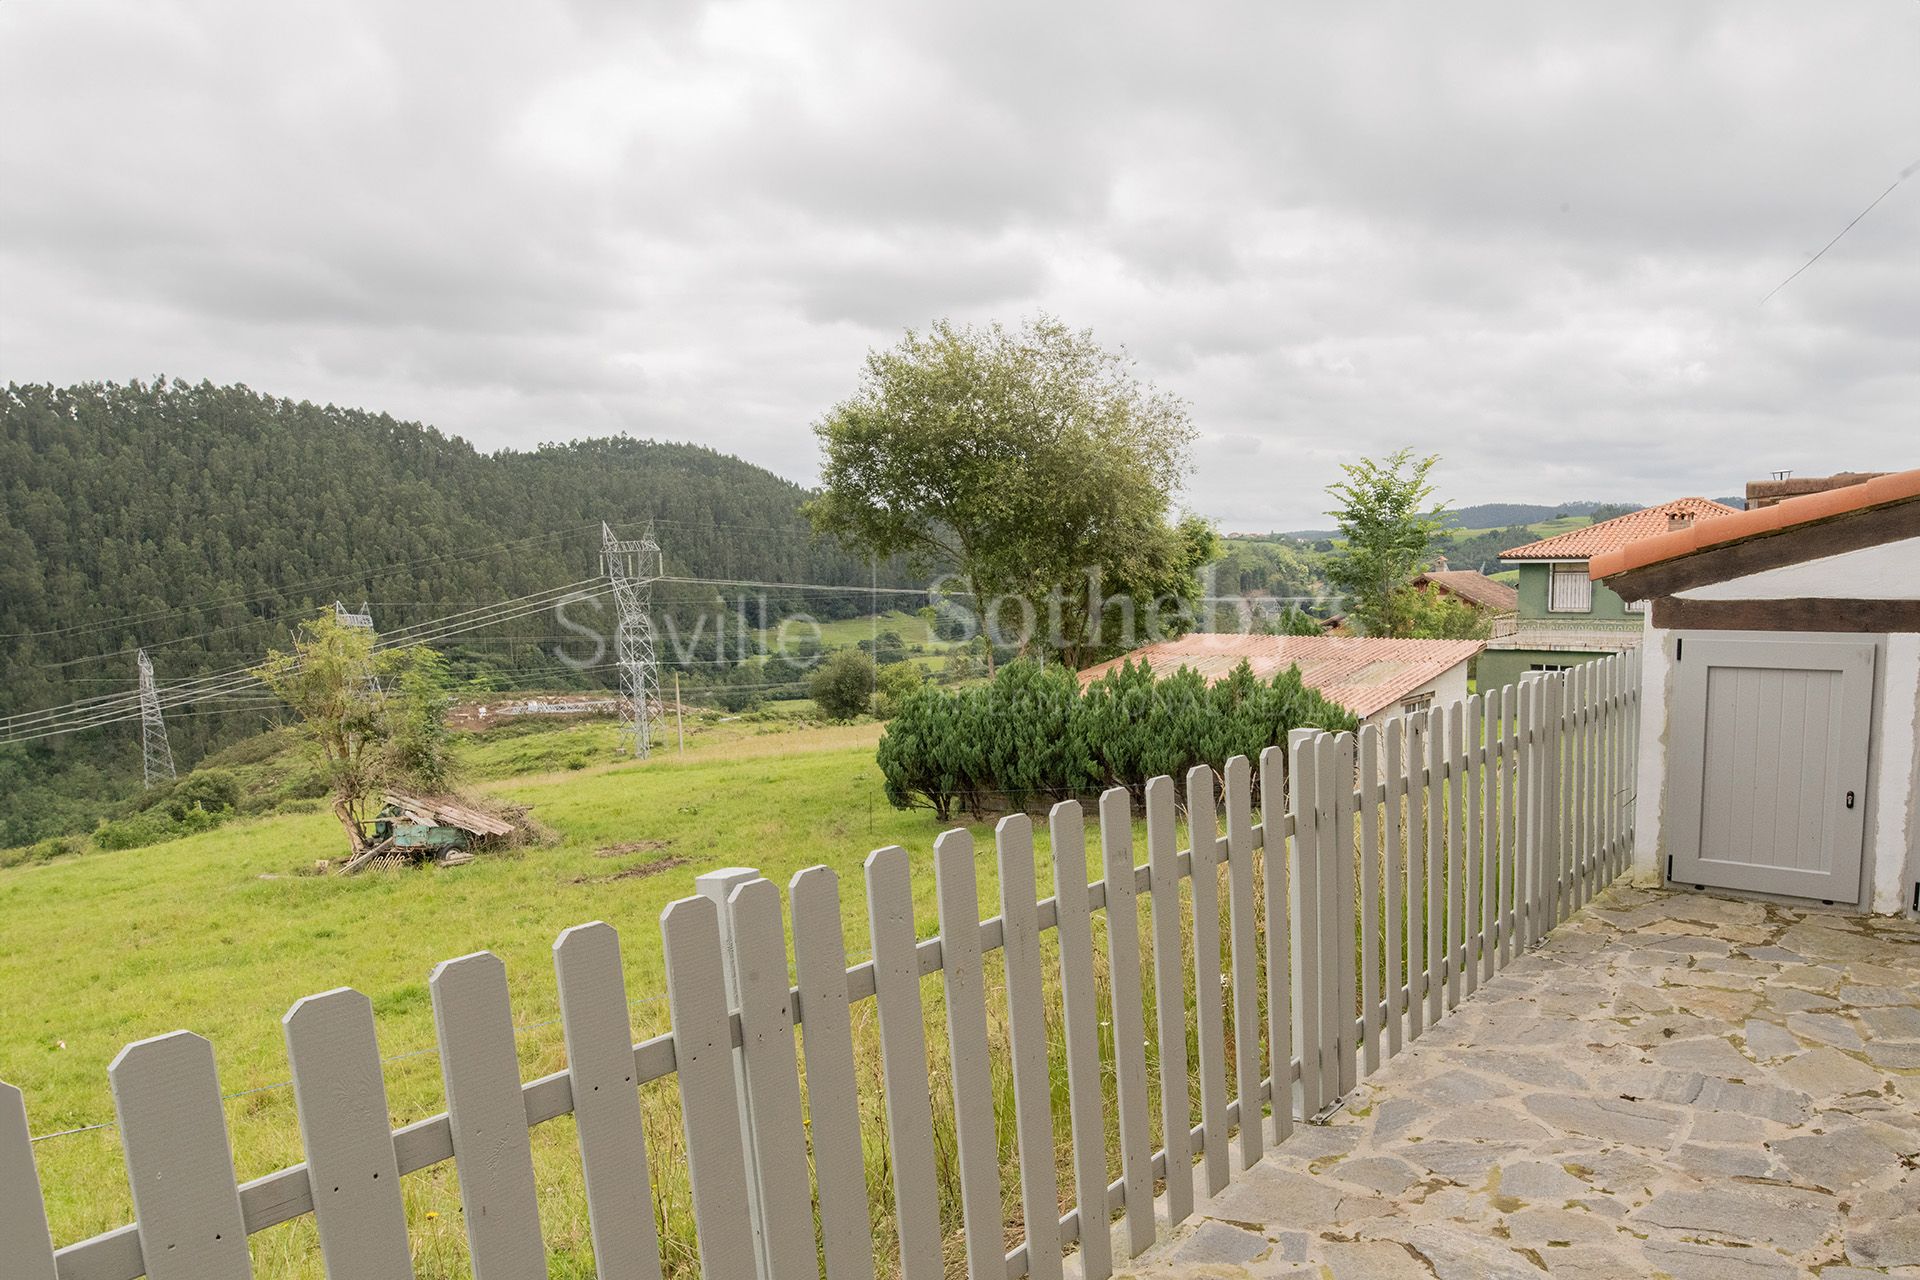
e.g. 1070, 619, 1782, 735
3, 652, 1638, 1280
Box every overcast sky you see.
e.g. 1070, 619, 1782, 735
2, 2, 1915, 529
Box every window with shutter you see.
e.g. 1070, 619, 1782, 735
1548, 564, 1593, 612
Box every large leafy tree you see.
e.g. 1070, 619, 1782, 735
808, 316, 1209, 670
254, 613, 455, 854
1323, 451, 1449, 638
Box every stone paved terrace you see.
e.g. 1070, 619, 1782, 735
1125, 884, 1920, 1280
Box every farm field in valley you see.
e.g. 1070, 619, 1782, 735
0, 708, 1129, 1277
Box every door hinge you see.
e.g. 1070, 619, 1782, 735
1845, 790, 1856, 810
1666, 855, 1674, 880
1675, 637, 1683, 662
1912, 881, 1919, 914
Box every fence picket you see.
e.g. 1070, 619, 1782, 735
995, 816, 1063, 1280
788, 868, 877, 1280
1099, 786, 1155, 1256
1404, 711, 1427, 1042
552, 924, 662, 1280
1145, 776, 1194, 1222
1462, 697, 1482, 998
1048, 801, 1113, 1280
932, 830, 1004, 1280
660, 897, 757, 1280
1357, 726, 1382, 1077
1185, 765, 1230, 1195
1499, 687, 1518, 966
1481, 690, 1502, 978
1446, 706, 1468, 1010
282, 989, 411, 1280
1328, 733, 1358, 1100
1516, 679, 1536, 947
1380, 718, 1406, 1060
0, 1082, 57, 1280
1256, 747, 1294, 1145
1425, 706, 1447, 1027
862, 847, 943, 1280
1221, 755, 1263, 1167
109, 1032, 251, 1280
1575, 663, 1590, 904
1597, 659, 1611, 878
431, 953, 544, 1280
1289, 734, 1324, 1115
1556, 673, 1573, 924
1597, 660, 1612, 882
1613, 655, 1628, 875
724, 880, 815, 1280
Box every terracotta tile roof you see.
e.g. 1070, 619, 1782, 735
1500, 498, 1741, 561
1411, 569, 1519, 613
1076, 633, 1483, 720
1591, 466, 1920, 580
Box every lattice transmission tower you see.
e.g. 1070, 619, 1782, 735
136, 649, 176, 788
332, 600, 382, 693
602, 521, 663, 758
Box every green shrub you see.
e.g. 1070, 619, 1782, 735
872, 662, 924, 719
877, 657, 1356, 819
810, 649, 875, 721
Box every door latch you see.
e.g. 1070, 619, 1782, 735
1845, 790, 1856, 810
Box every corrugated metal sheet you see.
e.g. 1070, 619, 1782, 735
381, 791, 515, 838
1077, 634, 1484, 719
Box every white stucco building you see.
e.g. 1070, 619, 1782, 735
1592, 470, 1920, 917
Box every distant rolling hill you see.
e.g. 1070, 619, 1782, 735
1276, 500, 1642, 543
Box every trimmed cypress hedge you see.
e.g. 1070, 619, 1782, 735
876, 657, 1358, 820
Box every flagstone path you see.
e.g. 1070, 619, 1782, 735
1122, 883, 1920, 1279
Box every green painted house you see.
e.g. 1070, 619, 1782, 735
1478, 498, 1740, 693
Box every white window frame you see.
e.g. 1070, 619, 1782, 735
1547, 563, 1594, 613
1400, 692, 1434, 717
1624, 597, 1647, 614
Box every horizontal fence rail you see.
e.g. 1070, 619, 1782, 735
6, 654, 1640, 1280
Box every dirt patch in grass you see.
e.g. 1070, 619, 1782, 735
595, 839, 675, 858
573, 854, 691, 884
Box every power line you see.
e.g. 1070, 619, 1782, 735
1761, 156, 1920, 304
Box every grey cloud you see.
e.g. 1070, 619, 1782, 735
2, 0, 1916, 529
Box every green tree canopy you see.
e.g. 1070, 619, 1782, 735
808, 316, 1209, 669
1323, 451, 1448, 638
253, 612, 455, 852
809, 648, 875, 721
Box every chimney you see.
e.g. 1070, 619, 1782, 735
1668, 513, 1695, 532
1432, 554, 1448, 571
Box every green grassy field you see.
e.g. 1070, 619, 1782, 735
4, 698, 1518, 1279
1, 711, 1144, 1276
756, 607, 952, 653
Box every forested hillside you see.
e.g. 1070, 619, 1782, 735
0, 379, 910, 843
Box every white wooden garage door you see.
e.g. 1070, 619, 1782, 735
1666, 636, 1875, 903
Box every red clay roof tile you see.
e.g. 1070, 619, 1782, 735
1411, 569, 1519, 612
1501, 498, 1741, 561
1591, 466, 1920, 580
1076, 634, 1483, 720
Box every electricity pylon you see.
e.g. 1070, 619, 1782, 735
136, 649, 176, 788
602, 521, 662, 758
332, 600, 381, 693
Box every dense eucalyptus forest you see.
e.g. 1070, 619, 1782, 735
0, 379, 914, 843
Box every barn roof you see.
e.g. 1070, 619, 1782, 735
1077, 634, 1483, 720
1411, 569, 1519, 612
